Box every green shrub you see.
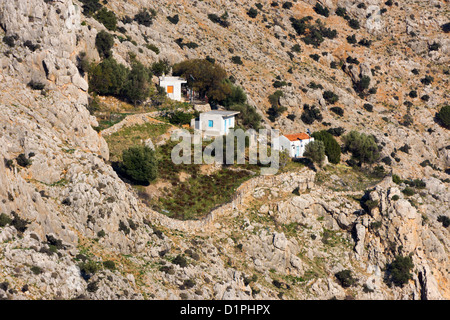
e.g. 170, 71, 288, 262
167, 14, 179, 24
0, 213, 12, 227
16, 153, 32, 167
401, 187, 415, 196
95, 7, 117, 31
103, 260, 116, 270
89, 57, 128, 96
173, 255, 188, 268
207, 13, 230, 28
80, 0, 102, 16
363, 103, 373, 112
27, 81, 45, 91
313, 3, 329, 17
311, 131, 341, 164
323, 90, 339, 104
304, 140, 325, 166
437, 215, 450, 228
267, 90, 286, 122
335, 270, 357, 288
231, 56, 243, 65
342, 131, 380, 165
95, 30, 114, 59
436, 105, 450, 129
120, 145, 157, 185
134, 9, 154, 27
388, 255, 414, 287
172, 59, 230, 102
3, 35, 17, 47
146, 43, 160, 54
247, 8, 258, 18
30, 266, 43, 275
168, 111, 195, 126
122, 61, 153, 105
11, 212, 29, 233
348, 18, 360, 30
301, 104, 322, 124
392, 195, 400, 201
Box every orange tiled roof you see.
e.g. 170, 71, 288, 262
284, 133, 311, 141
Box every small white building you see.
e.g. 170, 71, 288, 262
277, 133, 314, 158
159, 75, 187, 101
191, 110, 240, 136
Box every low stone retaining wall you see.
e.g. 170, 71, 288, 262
144, 169, 316, 232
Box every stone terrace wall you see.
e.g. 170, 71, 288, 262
144, 169, 316, 232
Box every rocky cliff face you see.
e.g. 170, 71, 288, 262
0, 0, 448, 300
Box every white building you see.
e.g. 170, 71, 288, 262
159, 75, 187, 101
277, 133, 314, 158
191, 111, 240, 136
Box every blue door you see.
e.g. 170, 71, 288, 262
296, 146, 300, 157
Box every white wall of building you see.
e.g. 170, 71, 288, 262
159, 76, 187, 101
277, 136, 314, 158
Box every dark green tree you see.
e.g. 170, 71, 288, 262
436, 105, 450, 129
121, 146, 157, 185
95, 30, 114, 59
304, 140, 325, 166
311, 131, 341, 164
388, 255, 414, 287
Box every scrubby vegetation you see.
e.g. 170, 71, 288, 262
120, 146, 157, 185
342, 131, 380, 165
387, 255, 414, 287
311, 131, 341, 164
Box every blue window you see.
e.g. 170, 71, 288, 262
208, 120, 214, 127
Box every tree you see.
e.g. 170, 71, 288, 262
95, 7, 117, 31
311, 131, 341, 164
436, 105, 450, 129
388, 255, 414, 287
227, 104, 261, 130
89, 57, 129, 96
301, 104, 322, 124
134, 9, 154, 27
121, 146, 157, 185
304, 140, 325, 167
342, 130, 380, 165
123, 62, 153, 105
172, 59, 230, 102
95, 30, 114, 59
335, 270, 357, 288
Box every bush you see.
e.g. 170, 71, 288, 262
348, 18, 360, 30
421, 75, 433, 85
227, 104, 261, 130
172, 59, 230, 102
282, 2, 293, 9
122, 61, 153, 105
95, 7, 117, 31
313, 3, 329, 17
173, 255, 188, 268
3, 35, 17, 47
304, 140, 325, 166
311, 131, 341, 164
89, 57, 129, 96
301, 104, 322, 124
207, 13, 230, 28
16, 153, 32, 167
167, 14, 179, 24
335, 270, 357, 288
402, 187, 415, 196
151, 59, 170, 77
120, 146, 157, 185
346, 34, 357, 44
323, 90, 339, 104
146, 43, 160, 54
437, 215, 450, 228
231, 56, 243, 65
392, 174, 402, 184
168, 111, 195, 126
103, 260, 116, 270
0, 213, 12, 227
80, 0, 102, 16
267, 90, 286, 122
335, 7, 348, 18
327, 127, 345, 137
309, 54, 320, 61
27, 81, 45, 91
95, 30, 114, 59
247, 8, 258, 18
388, 255, 414, 287
134, 9, 154, 27
363, 103, 373, 112
342, 131, 380, 165
355, 76, 371, 93
436, 105, 450, 129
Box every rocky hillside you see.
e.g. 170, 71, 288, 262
0, 0, 448, 300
